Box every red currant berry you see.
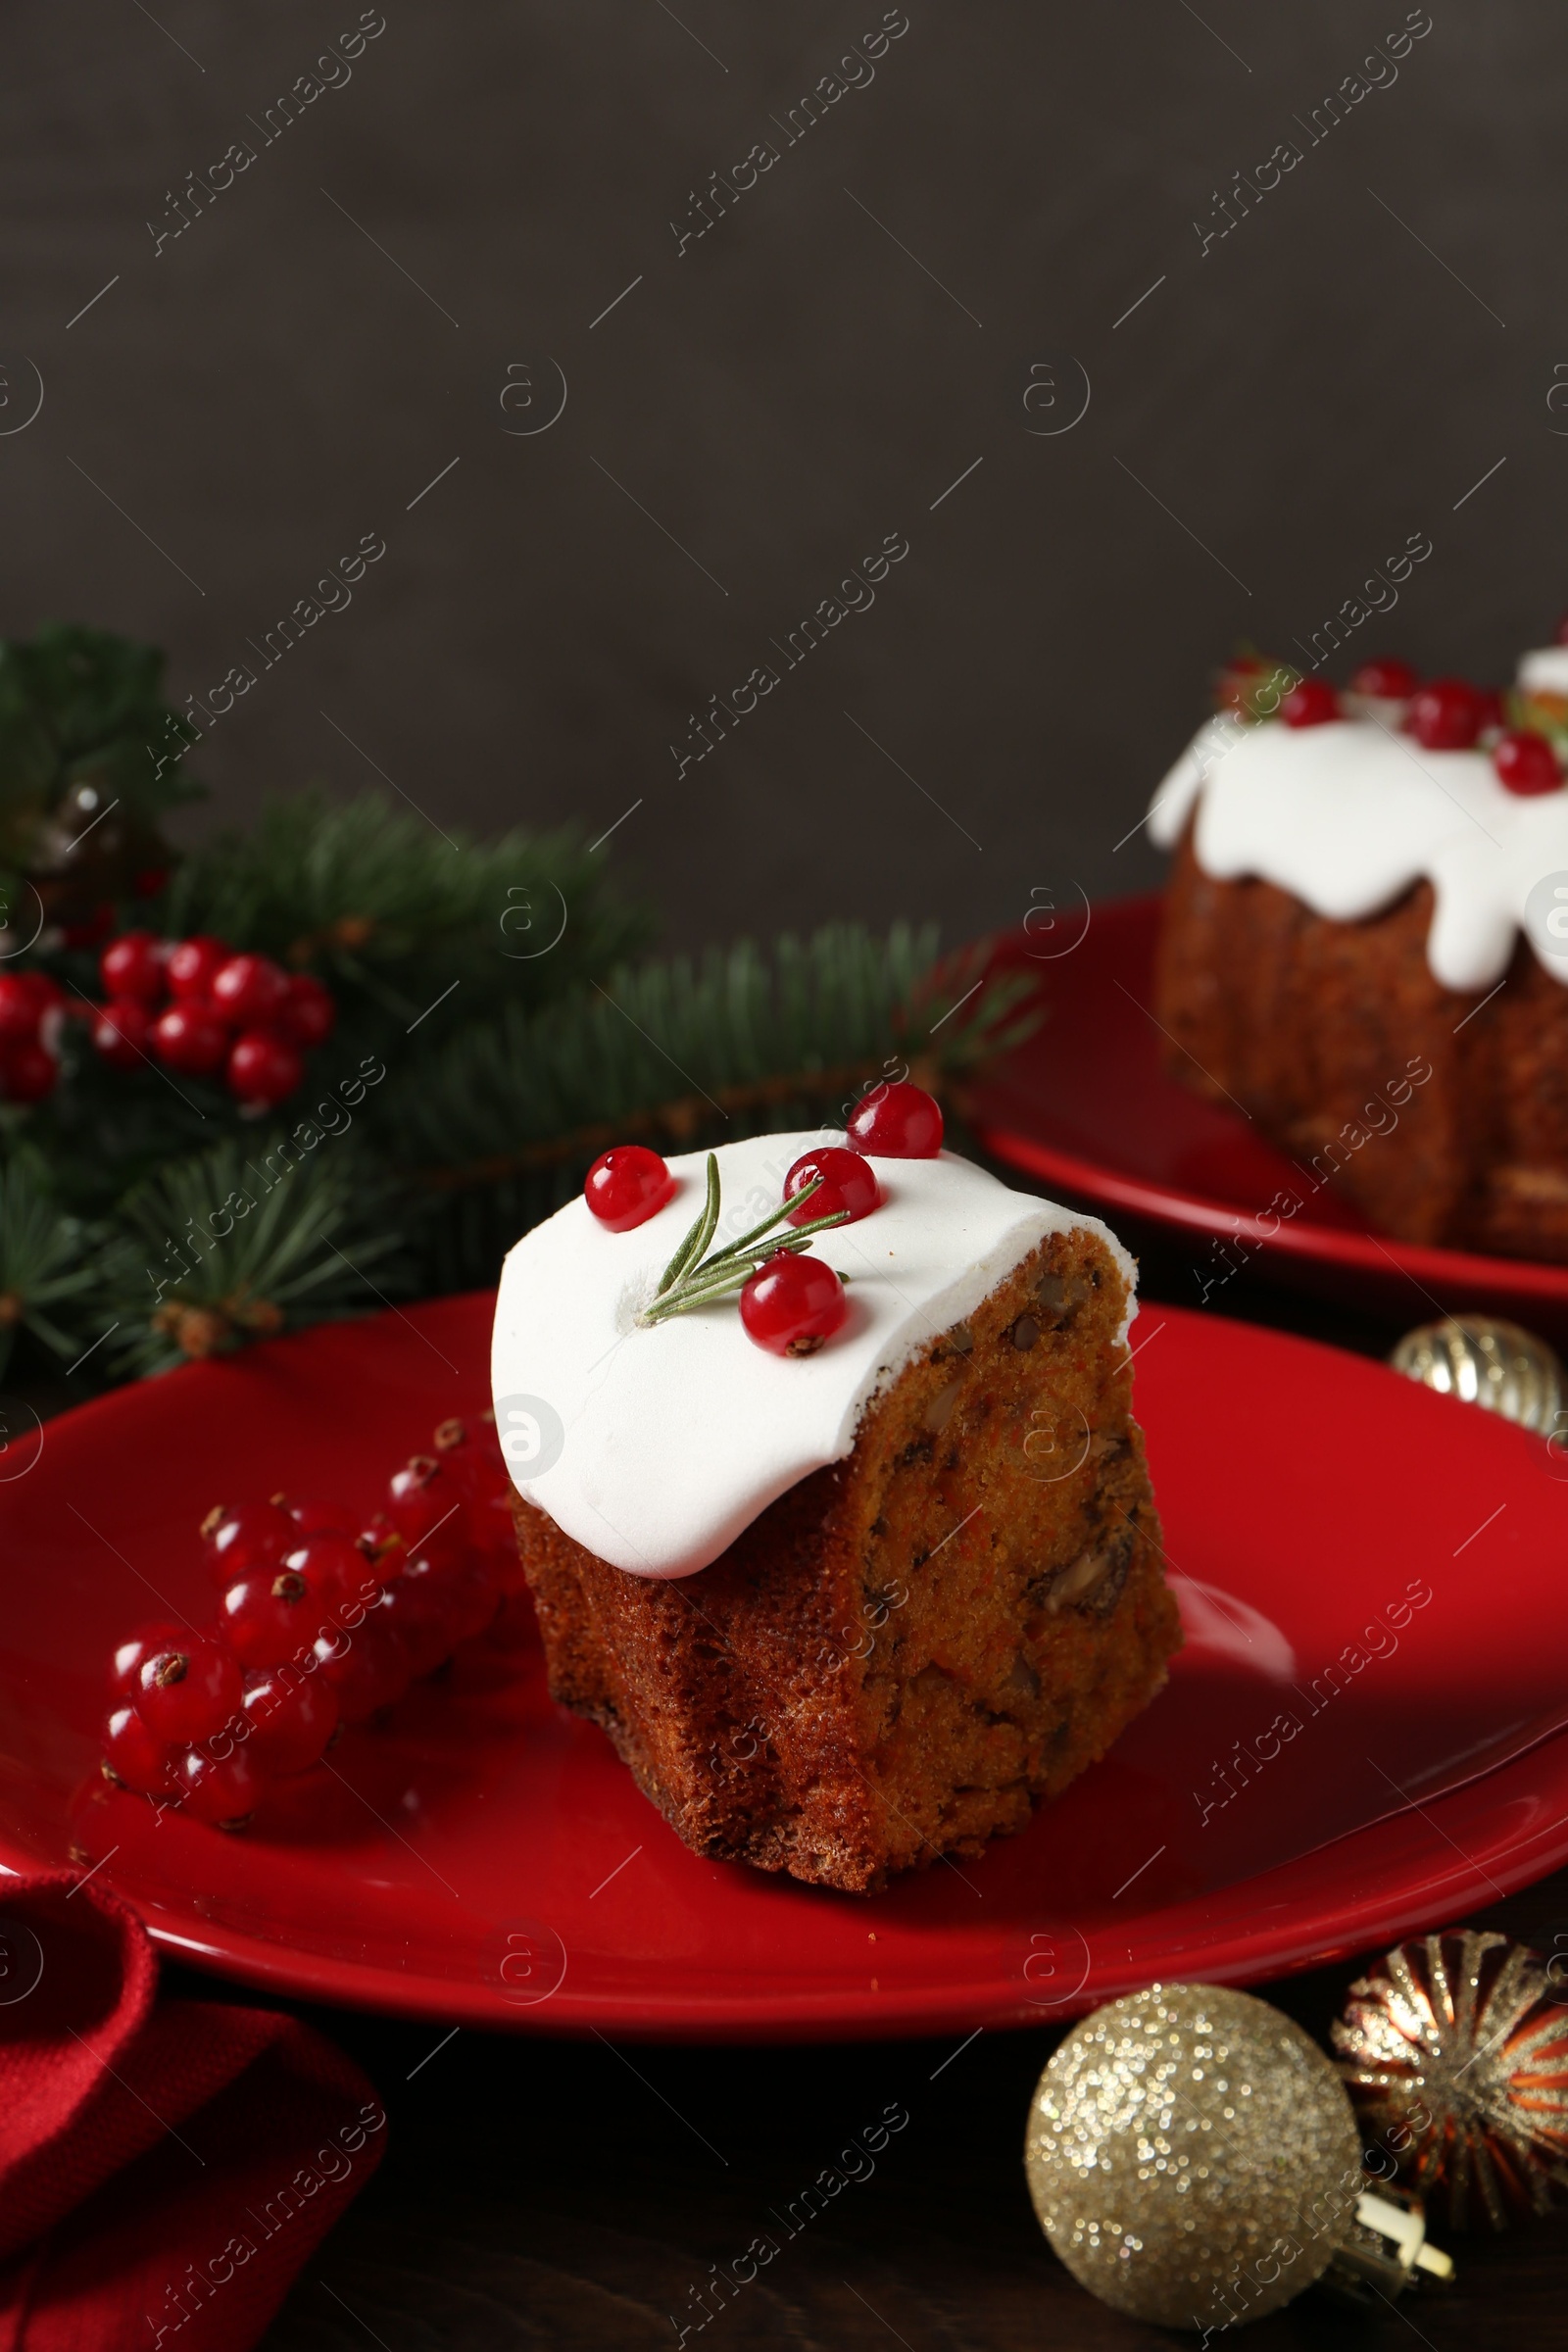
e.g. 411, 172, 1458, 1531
846, 1080, 944, 1159
1494, 730, 1562, 796
312, 1614, 412, 1722
218, 1572, 329, 1669
166, 935, 229, 1002
432, 1416, 507, 1498
443, 1409, 507, 1472
2, 1042, 58, 1102
740, 1251, 849, 1357
355, 1514, 405, 1582
1408, 677, 1486, 751
133, 1634, 243, 1744
584, 1145, 675, 1231
386, 1456, 465, 1551
430, 1425, 514, 1568
226, 1029, 304, 1107
110, 1621, 188, 1702
0, 975, 42, 1045
274, 973, 336, 1049
281, 1494, 360, 1539
92, 998, 153, 1070
99, 930, 168, 1004
375, 1570, 453, 1679
428, 1554, 502, 1647
1348, 659, 1418, 701
241, 1667, 338, 1775
201, 1498, 294, 1587
1279, 679, 1341, 728
173, 1743, 265, 1827
281, 1536, 376, 1612
784, 1147, 882, 1229
151, 1002, 228, 1074
1475, 689, 1507, 738
1555, 613, 1568, 648
210, 953, 290, 1026
101, 1704, 175, 1795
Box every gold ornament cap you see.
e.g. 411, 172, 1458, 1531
1024, 1983, 1363, 2330
1388, 1317, 1565, 1434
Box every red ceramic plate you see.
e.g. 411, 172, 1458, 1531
968, 892, 1568, 1334
2, 1293, 1567, 2043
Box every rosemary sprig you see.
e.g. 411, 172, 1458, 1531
638, 1154, 848, 1327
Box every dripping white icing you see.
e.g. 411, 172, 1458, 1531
490, 1130, 1136, 1579
1149, 650, 1568, 991
1518, 646, 1568, 696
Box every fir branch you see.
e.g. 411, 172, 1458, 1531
391, 923, 1030, 1194
157, 789, 651, 1013
382, 920, 1041, 1295
99, 1133, 414, 1377
0, 623, 202, 845
0, 1152, 102, 1379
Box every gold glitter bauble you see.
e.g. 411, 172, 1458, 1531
1388, 1317, 1565, 1433
1024, 1984, 1362, 2330
1334, 1929, 1568, 2230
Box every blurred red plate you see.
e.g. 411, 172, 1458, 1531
2, 1292, 1567, 2043
968, 892, 1568, 1334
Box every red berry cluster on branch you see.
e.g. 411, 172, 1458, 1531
90, 931, 336, 1107
100, 1410, 520, 1828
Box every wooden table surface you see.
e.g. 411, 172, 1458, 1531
222, 1238, 1563, 2345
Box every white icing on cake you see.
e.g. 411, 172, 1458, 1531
1519, 646, 1568, 696
491, 1131, 1136, 1580
1149, 650, 1568, 991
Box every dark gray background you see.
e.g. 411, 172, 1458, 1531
1, 1, 1557, 953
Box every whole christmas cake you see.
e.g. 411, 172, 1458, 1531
491, 1089, 1179, 1892
1150, 642, 1568, 1260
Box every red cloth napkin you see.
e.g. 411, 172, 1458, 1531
0, 1872, 386, 2352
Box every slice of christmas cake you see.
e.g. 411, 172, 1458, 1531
492, 1083, 1179, 1893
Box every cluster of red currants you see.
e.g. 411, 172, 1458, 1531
91, 931, 336, 1108
581, 1078, 946, 1357
101, 1411, 520, 1828
1264, 655, 1565, 797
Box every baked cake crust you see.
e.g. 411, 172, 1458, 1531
1155, 825, 1568, 1260
514, 1223, 1180, 1893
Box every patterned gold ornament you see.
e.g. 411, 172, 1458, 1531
1388, 1317, 1565, 1434
1024, 1984, 1365, 2329
1334, 1929, 1568, 2229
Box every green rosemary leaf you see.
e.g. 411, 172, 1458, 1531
658, 1196, 710, 1296
640, 1271, 753, 1323
700, 1174, 823, 1270
638, 1213, 850, 1324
